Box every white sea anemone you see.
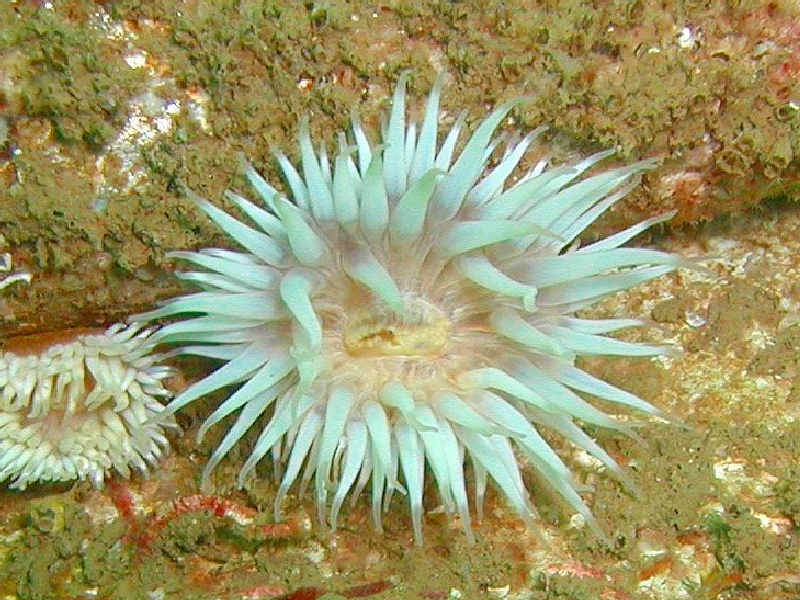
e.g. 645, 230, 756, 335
0, 323, 175, 489
137, 75, 694, 544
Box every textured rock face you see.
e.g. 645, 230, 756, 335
1, 1, 798, 331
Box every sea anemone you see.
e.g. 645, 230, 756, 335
0, 323, 175, 489
137, 75, 693, 544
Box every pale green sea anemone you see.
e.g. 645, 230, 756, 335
137, 75, 694, 544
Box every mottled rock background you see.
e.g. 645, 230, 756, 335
0, 0, 798, 331
1, 2, 800, 600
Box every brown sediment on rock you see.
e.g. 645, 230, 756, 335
0, 326, 105, 355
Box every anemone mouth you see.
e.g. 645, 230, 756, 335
342, 294, 450, 358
